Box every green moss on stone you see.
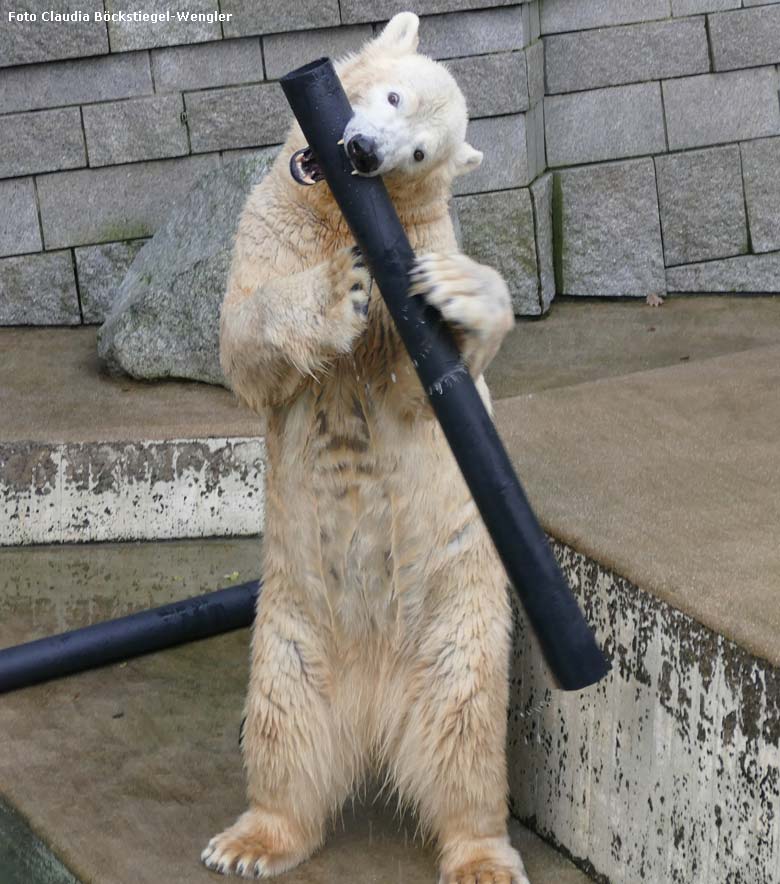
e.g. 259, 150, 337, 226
97, 224, 151, 245
552, 172, 564, 294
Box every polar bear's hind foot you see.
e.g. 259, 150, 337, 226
201, 808, 318, 878
439, 835, 531, 884
442, 865, 529, 884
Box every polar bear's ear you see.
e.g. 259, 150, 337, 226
375, 12, 420, 55
453, 143, 483, 176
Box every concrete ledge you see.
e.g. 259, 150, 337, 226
495, 343, 780, 667
0, 437, 264, 546
0, 327, 261, 445
0, 327, 265, 545
490, 320, 780, 881
509, 540, 779, 884
486, 296, 780, 400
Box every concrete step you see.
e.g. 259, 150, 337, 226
3, 295, 780, 546
0, 538, 590, 884
0, 327, 265, 546
2, 295, 780, 882
497, 340, 780, 882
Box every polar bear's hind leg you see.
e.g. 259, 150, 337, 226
202, 582, 359, 878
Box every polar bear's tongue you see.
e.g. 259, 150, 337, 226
290, 146, 325, 186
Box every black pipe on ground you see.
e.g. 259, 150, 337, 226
0, 581, 260, 694
280, 58, 609, 691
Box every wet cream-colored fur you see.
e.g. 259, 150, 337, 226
204, 14, 527, 884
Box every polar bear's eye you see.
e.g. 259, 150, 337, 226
387, 92, 400, 107
414, 149, 425, 162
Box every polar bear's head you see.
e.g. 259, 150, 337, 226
338, 13, 483, 184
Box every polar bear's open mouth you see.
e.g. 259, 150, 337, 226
290, 137, 379, 185
289, 146, 325, 186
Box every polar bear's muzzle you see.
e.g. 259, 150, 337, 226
346, 134, 381, 175
343, 111, 393, 176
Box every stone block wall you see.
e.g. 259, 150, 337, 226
1, 0, 778, 328
0, 0, 550, 325
542, 0, 780, 300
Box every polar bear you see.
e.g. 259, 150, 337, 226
203, 13, 527, 884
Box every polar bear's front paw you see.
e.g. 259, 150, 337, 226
409, 252, 513, 341
324, 245, 372, 353
202, 809, 315, 878
409, 252, 513, 375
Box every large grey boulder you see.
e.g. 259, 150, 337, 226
97, 148, 277, 386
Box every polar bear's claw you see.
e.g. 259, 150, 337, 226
202, 810, 314, 879
323, 246, 372, 352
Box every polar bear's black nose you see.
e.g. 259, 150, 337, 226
347, 135, 380, 174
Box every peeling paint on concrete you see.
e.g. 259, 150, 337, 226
508, 541, 780, 884
0, 437, 265, 545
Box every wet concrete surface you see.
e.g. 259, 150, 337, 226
0, 537, 263, 639
0, 539, 589, 884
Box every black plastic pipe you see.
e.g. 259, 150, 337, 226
0, 581, 260, 694
280, 58, 609, 690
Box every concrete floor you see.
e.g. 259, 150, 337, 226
487, 294, 780, 398
0, 540, 588, 884
3, 295, 780, 442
